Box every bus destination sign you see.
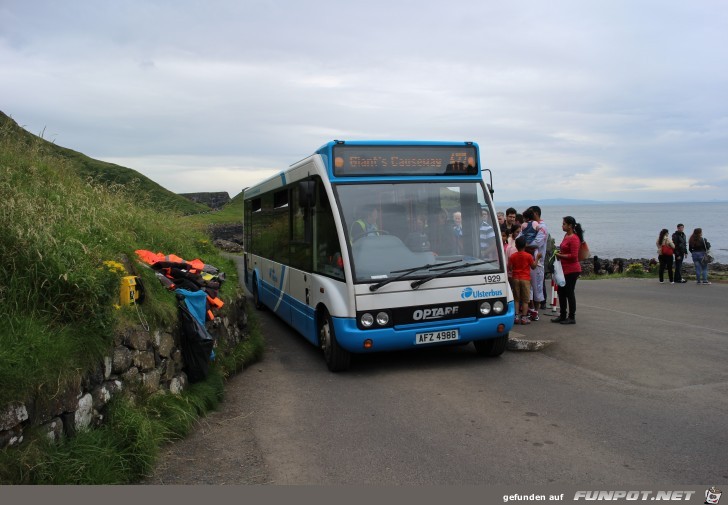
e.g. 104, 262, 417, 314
332, 145, 478, 177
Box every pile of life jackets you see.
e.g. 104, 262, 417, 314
135, 250, 226, 321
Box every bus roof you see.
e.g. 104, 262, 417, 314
315, 139, 477, 155
243, 140, 483, 200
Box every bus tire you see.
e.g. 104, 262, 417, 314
252, 277, 263, 310
473, 334, 508, 357
319, 311, 351, 372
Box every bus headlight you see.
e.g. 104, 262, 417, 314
361, 313, 374, 327
479, 301, 492, 315
492, 300, 505, 314
376, 312, 390, 326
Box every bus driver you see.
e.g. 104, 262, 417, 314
350, 204, 380, 242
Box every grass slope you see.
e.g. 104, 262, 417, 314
0, 110, 261, 484
0, 111, 209, 215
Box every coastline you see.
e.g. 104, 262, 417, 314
582, 256, 727, 280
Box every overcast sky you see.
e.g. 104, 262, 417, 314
2, 0, 727, 203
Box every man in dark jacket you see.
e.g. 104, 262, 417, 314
672, 223, 688, 283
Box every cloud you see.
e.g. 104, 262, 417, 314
2, 0, 728, 202
101, 155, 282, 196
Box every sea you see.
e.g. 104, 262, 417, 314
493, 202, 728, 264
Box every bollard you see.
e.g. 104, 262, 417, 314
551, 279, 559, 313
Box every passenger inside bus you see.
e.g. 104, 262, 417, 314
452, 211, 464, 254
429, 208, 458, 256
402, 208, 430, 252
479, 207, 498, 259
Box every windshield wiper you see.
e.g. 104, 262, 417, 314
369, 259, 463, 292
410, 260, 498, 289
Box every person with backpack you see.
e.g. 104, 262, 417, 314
523, 206, 548, 321
552, 216, 584, 325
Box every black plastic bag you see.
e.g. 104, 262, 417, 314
177, 297, 214, 383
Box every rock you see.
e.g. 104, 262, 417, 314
213, 238, 243, 253
169, 375, 187, 395
104, 355, 113, 379
160, 359, 177, 381
0, 425, 24, 447
179, 192, 231, 209
154, 330, 175, 358
133, 350, 156, 372
208, 222, 243, 242
40, 417, 64, 443
112, 346, 133, 373
0, 402, 28, 431
124, 327, 150, 351
142, 370, 162, 392
48, 384, 82, 419
91, 382, 119, 411
121, 367, 141, 386
74, 393, 94, 431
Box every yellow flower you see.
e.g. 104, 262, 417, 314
103, 260, 127, 274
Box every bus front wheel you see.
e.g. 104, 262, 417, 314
319, 311, 351, 372
473, 334, 508, 357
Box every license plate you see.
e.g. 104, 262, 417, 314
415, 329, 459, 344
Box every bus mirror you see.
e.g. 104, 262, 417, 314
298, 181, 315, 208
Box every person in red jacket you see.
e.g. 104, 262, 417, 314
552, 216, 584, 325
509, 235, 542, 325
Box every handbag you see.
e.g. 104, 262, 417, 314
553, 259, 566, 287
702, 239, 713, 264
578, 241, 590, 261
661, 244, 674, 256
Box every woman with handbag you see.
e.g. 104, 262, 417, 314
656, 228, 675, 284
552, 216, 584, 325
688, 228, 712, 285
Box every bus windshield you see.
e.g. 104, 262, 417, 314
334, 181, 501, 283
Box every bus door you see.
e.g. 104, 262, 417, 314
288, 180, 316, 338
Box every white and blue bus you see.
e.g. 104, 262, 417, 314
243, 140, 514, 371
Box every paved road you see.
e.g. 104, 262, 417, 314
147, 276, 728, 485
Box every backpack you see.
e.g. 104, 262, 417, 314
545, 234, 556, 273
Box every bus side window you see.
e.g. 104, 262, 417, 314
290, 183, 313, 271
314, 180, 344, 280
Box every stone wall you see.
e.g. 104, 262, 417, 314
0, 293, 248, 449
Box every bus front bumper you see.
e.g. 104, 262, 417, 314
332, 302, 515, 353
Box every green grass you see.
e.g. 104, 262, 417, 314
216, 308, 264, 376
0, 112, 244, 408
184, 191, 244, 227
2, 112, 209, 216
0, 111, 264, 483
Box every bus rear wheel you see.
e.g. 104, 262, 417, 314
252, 278, 263, 310
473, 334, 508, 357
319, 311, 351, 372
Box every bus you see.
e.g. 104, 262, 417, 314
243, 140, 514, 371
